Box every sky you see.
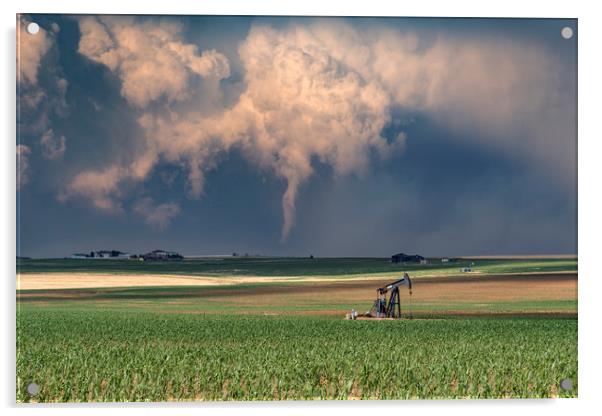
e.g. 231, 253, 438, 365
16, 15, 577, 258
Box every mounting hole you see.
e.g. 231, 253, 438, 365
561, 26, 574, 40
27, 382, 39, 396
26, 22, 40, 35
560, 378, 573, 391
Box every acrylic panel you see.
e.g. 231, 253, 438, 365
16, 14, 577, 402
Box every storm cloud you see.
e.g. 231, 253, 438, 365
17, 15, 70, 190
16, 15, 577, 257
78, 16, 230, 108
62, 18, 574, 240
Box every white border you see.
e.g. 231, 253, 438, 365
3, 1, 601, 415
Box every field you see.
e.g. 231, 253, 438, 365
17, 256, 577, 278
16, 257, 578, 402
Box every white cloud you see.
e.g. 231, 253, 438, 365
16, 145, 31, 190
133, 197, 180, 229
78, 16, 230, 108
40, 129, 66, 159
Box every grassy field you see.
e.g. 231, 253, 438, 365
16, 257, 578, 402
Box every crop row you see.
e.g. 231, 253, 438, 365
16, 310, 577, 401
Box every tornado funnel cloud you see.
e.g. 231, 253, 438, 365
280, 177, 300, 242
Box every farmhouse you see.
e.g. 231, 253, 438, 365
391, 253, 425, 264
94, 250, 130, 258
70, 250, 129, 259
142, 250, 184, 261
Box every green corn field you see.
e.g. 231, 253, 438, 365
16, 309, 577, 402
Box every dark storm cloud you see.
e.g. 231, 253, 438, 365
289, 115, 576, 256
16, 15, 577, 257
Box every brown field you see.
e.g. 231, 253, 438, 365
17, 272, 577, 317
16, 270, 576, 291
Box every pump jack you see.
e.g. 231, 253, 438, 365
370, 272, 413, 318
346, 272, 413, 320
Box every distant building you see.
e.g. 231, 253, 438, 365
391, 253, 425, 264
95, 250, 129, 258
70, 250, 130, 259
142, 250, 184, 261
441, 258, 449, 263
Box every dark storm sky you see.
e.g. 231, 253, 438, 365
16, 15, 577, 258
